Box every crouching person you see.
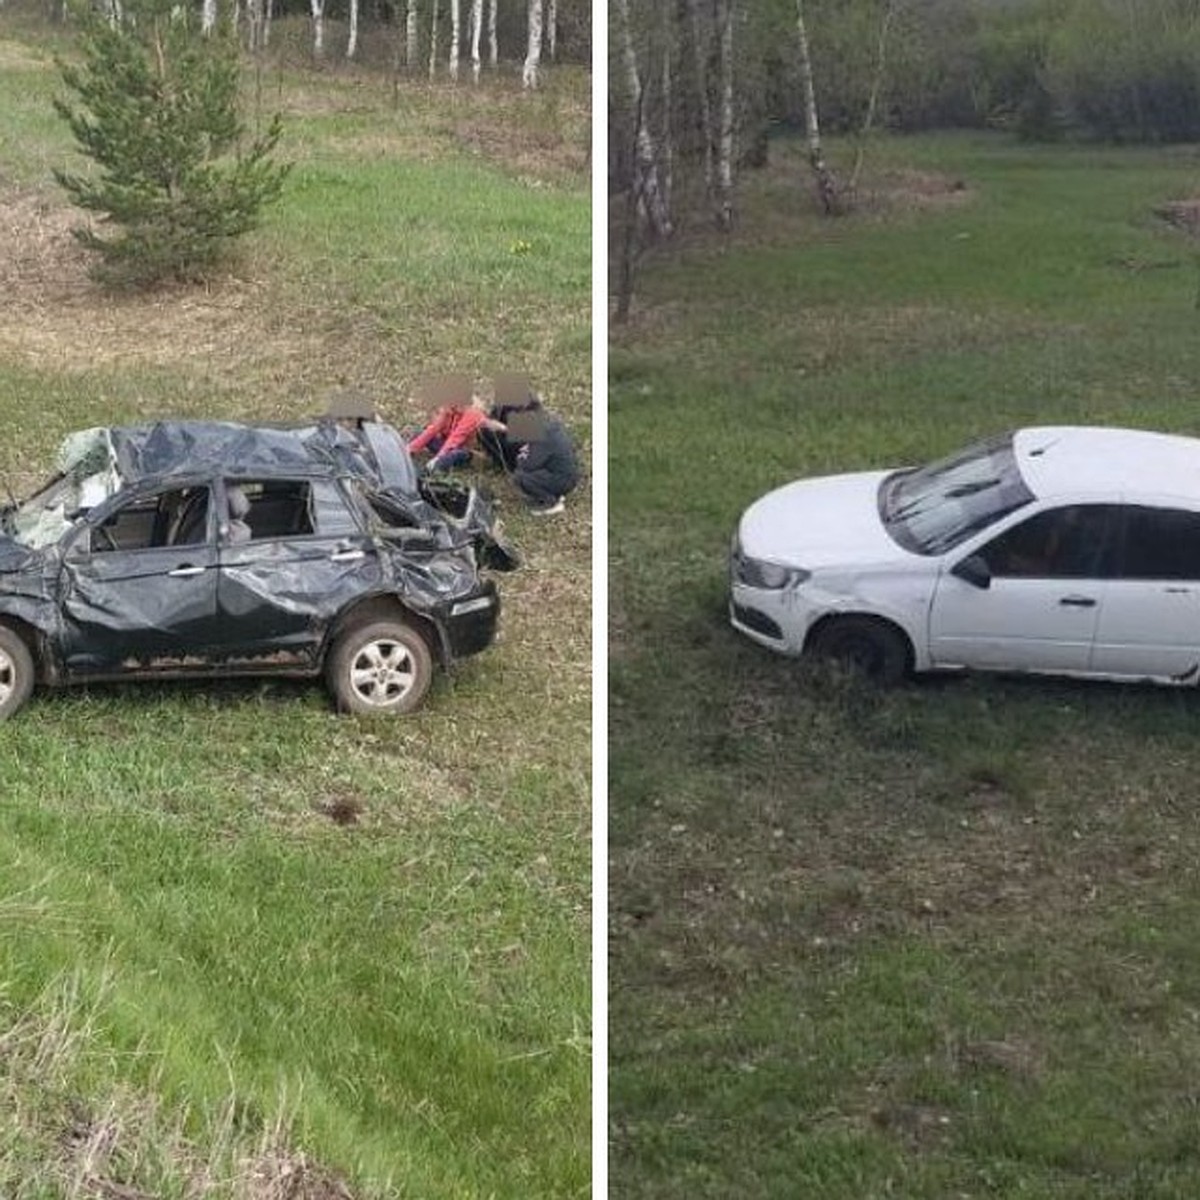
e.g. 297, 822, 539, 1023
407, 375, 487, 472
508, 409, 580, 516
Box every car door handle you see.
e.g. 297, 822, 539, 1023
1058, 595, 1096, 608
330, 549, 365, 563
168, 565, 205, 578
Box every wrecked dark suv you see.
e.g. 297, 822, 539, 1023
0, 417, 518, 718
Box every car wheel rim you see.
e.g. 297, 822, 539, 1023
349, 639, 416, 707
0, 649, 14, 705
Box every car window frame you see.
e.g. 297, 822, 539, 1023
218, 474, 367, 545
966, 501, 1122, 581
64, 478, 216, 559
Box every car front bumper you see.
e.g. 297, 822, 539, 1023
440, 581, 501, 659
728, 581, 810, 656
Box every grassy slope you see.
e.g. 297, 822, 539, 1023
611, 134, 1200, 1197
0, 27, 589, 1200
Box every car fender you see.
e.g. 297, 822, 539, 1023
803, 568, 935, 668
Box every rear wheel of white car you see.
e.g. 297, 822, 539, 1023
327, 620, 434, 715
809, 617, 909, 685
0, 625, 35, 720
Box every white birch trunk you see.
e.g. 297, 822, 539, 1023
347, 0, 359, 57
263, 0, 272, 46
201, 0, 217, 33
686, 0, 714, 197
310, 0, 325, 55
406, 0, 418, 68
522, 0, 542, 89
449, 0, 460, 79
715, 0, 735, 230
246, 0, 264, 50
613, 0, 672, 238
661, 2, 673, 217
547, 0, 556, 60
470, 0, 482, 82
488, 0, 497, 66
429, 0, 440, 79
795, 0, 838, 213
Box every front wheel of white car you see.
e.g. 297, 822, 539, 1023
808, 616, 910, 685
326, 620, 434, 715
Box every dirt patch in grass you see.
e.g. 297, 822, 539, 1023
865, 167, 973, 212
1155, 198, 1200, 236
0, 185, 305, 385
0, 37, 46, 70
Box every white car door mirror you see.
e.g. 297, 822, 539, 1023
953, 554, 992, 590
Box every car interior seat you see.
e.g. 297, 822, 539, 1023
169, 489, 210, 546
225, 485, 253, 545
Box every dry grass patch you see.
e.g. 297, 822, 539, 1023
0, 185, 303, 384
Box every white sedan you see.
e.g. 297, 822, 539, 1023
730, 426, 1200, 685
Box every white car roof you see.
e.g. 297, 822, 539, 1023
1014, 426, 1200, 502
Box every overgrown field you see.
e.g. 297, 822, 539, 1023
611, 133, 1200, 1197
0, 22, 589, 1199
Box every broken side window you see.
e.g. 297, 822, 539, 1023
91, 486, 212, 553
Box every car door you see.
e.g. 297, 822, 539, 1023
57, 482, 221, 674
928, 504, 1118, 674
213, 476, 383, 664
1090, 504, 1200, 681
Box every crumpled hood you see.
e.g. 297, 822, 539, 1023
0, 534, 40, 576
738, 470, 912, 569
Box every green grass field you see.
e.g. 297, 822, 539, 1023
0, 22, 589, 1199
611, 133, 1200, 1197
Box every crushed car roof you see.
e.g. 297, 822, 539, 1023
103, 419, 418, 493
108, 420, 367, 480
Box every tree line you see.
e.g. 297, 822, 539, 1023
10, 0, 591, 77
610, 0, 1200, 317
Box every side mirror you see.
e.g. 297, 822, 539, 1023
952, 554, 992, 590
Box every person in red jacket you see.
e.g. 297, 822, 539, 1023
406, 380, 491, 472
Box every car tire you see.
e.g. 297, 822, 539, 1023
0, 625, 35, 720
326, 620, 434, 715
808, 617, 910, 685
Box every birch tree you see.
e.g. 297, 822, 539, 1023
714, 0, 735, 230
406, 0, 418, 69
547, 0, 556, 61
522, 0, 542, 89
488, 0, 497, 65
849, 0, 897, 194
429, 0, 439, 78
470, 0, 482, 81
310, 0, 326, 56
245, 0, 267, 51
795, 0, 839, 213
613, 0, 672, 238
347, 0, 359, 57
449, 0, 460, 79
201, 0, 216, 34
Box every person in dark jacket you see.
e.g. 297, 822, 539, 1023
479, 373, 543, 472
508, 409, 580, 515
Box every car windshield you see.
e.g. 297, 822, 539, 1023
5, 428, 122, 550
879, 432, 1034, 555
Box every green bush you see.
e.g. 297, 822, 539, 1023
54, 0, 290, 287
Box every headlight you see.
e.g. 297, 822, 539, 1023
733, 553, 810, 590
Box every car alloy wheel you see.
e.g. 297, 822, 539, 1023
328, 619, 433, 715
